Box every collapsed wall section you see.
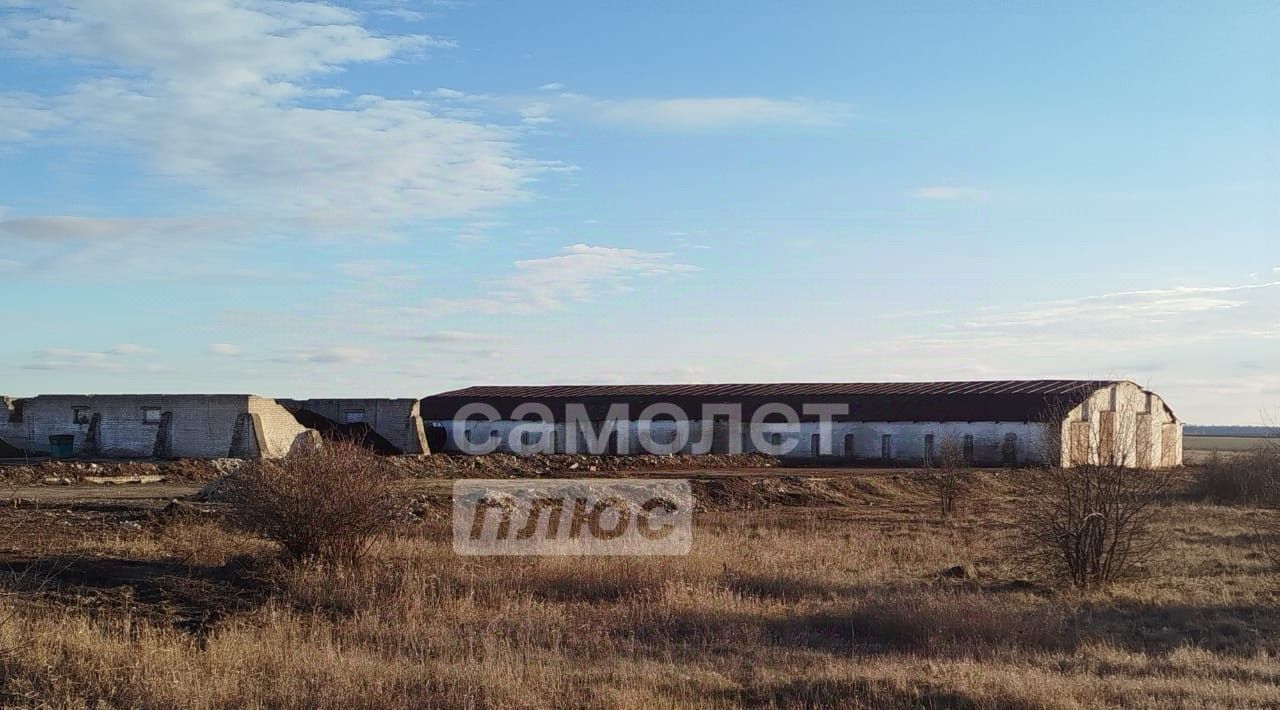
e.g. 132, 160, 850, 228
287, 398, 429, 454
246, 396, 318, 458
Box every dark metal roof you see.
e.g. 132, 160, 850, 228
421, 380, 1127, 423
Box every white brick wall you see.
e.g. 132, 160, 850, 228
428, 418, 1052, 465
7, 394, 315, 459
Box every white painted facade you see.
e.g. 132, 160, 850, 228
426, 381, 1182, 468
427, 418, 1051, 466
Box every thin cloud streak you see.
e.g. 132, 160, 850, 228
424, 244, 699, 315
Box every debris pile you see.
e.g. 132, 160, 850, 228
3, 452, 777, 486
0, 459, 239, 484
387, 452, 779, 478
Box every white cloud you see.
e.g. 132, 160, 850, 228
410, 330, 505, 344
0, 1, 538, 227
268, 346, 375, 365
0, 216, 136, 240
426, 243, 699, 315
0, 258, 22, 272
453, 232, 489, 245
208, 343, 241, 356
848, 274, 1280, 387
965, 281, 1280, 328
20, 345, 156, 371
911, 186, 990, 200
108, 343, 154, 355
0, 92, 61, 141
432, 89, 847, 131
538, 82, 565, 91
0, 215, 250, 241
591, 97, 844, 130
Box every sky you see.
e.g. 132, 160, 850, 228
0, 0, 1276, 424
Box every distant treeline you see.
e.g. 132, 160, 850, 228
1185, 425, 1280, 438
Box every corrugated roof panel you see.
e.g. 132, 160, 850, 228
422, 379, 1120, 423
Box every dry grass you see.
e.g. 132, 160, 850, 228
1190, 445, 1280, 505
1, 472, 1279, 708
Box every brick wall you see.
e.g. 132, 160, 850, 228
10, 395, 314, 459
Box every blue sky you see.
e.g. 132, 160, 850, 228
0, 0, 1276, 423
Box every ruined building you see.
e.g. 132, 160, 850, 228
1, 381, 1182, 467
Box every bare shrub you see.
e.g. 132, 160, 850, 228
222, 440, 402, 565
1190, 444, 1280, 505
1012, 464, 1176, 588
923, 438, 972, 519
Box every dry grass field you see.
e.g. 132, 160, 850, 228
1, 465, 1278, 709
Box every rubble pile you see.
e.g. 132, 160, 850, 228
387, 452, 779, 478
2, 452, 777, 485
0, 458, 238, 484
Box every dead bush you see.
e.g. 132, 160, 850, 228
1012, 465, 1175, 588
1190, 445, 1280, 505
222, 440, 402, 565
923, 438, 973, 519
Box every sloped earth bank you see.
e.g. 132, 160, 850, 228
0, 452, 779, 485
0, 458, 243, 485
390, 452, 780, 477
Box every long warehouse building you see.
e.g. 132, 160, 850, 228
420, 379, 1182, 468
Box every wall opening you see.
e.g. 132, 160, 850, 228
924, 434, 935, 467
843, 433, 855, 459
49, 434, 75, 458
810, 433, 821, 458
963, 434, 974, 465
1002, 433, 1019, 466
881, 434, 892, 463
425, 425, 448, 452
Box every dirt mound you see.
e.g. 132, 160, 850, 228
692, 475, 889, 510
0, 459, 233, 485
386, 452, 779, 478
